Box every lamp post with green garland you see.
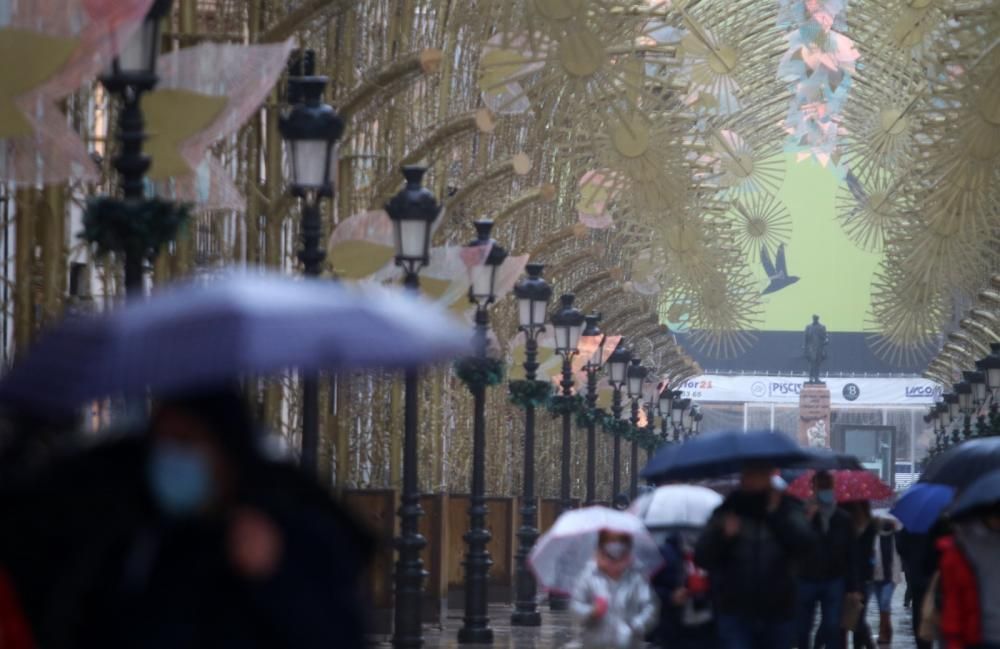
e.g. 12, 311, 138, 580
510, 263, 552, 627
458, 220, 508, 644
606, 340, 632, 500
581, 315, 606, 506
85, 0, 186, 298
626, 358, 648, 499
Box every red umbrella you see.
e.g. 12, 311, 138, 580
787, 469, 893, 503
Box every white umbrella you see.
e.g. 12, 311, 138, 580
528, 506, 663, 595
630, 485, 723, 529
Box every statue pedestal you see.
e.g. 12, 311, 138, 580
798, 383, 831, 449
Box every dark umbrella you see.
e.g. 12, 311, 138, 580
919, 437, 1000, 489
0, 273, 471, 414
950, 468, 1000, 519
640, 430, 810, 483
781, 448, 862, 484
890, 482, 956, 533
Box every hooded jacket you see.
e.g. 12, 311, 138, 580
570, 560, 658, 649
695, 490, 815, 621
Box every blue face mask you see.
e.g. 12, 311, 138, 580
816, 489, 836, 506
148, 440, 213, 517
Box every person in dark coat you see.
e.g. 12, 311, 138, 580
1, 388, 375, 649
695, 463, 816, 649
652, 530, 715, 649
795, 471, 862, 649
843, 501, 877, 649
896, 525, 944, 649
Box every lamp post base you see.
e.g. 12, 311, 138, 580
457, 627, 494, 645
510, 610, 542, 627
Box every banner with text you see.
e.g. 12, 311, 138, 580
675, 375, 942, 406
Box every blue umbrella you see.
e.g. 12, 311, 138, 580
890, 482, 956, 533
640, 430, 810, 483
0, 272, 472, 413
950, 468, 1000, 518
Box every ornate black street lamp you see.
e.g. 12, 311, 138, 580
690, 405, 704, 437
458, 220, 508, 645
581, 315, 606, 506
280, 65, 345, 474
626, 358, 648, 499
658, 389, 673, 441
673, 397, 691, 440
976, 343, 1000, 408
955, 382, 973, 440
510, 263, 551, 628
944, 392, 961, 446
386, 166, 440, 649
606, 340, 632, 500
552, 294, 585, 514
85, 0, 185, 298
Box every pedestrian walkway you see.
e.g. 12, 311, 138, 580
373, 584, 919, 648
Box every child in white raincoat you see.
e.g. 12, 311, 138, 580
570, 529, 659, 649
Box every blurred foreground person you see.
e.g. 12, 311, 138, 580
796, 470, 860, 649
571, 529, 658, 649
652, 530, 715, 649
936, 490, 1000, 649
695, 464, 815, 649
1, 388, 373, 649
842, 501, 876, 649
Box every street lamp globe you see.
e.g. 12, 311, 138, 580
606, 340, 631, 386
582, 314, 605, 369
963, 371, 987, 405
954, 382, 973, 412
551, 294, 585, 357
514, 263, 552, 335
626, 358, 647, 399
975, 342, 1000, 392
107, 0, 173, 83
671, 397, 690, 427
657, 388, 673, 418
280, 76, 344, 194
466, 220, 508, 307
944, 392, 960, 420
385, 166, 440, 276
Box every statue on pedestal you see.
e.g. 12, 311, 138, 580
804, 314, 828, 384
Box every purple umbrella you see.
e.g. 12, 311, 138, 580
0, 272, 472, 413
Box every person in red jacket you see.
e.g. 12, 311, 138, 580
936, 504, 1000, 649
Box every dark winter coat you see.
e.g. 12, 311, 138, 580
694, 491, 816, 621
798, 506, 860, 591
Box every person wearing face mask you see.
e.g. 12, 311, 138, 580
936, 504, 1000, 649
18, 387, 373, 649
571, 529, 659, 649
695, 463, 816, 649
795, 471, 862, 649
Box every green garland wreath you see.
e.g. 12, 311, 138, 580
82, 197, 190, 260
601, 415, 633, 438
508, 380, 553, 410
454, 356, 506, 390
575, 406, 605, 429
547, 393, 585, 418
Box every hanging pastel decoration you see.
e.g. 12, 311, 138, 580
149, 39, 296, 210
0, 0, 153, 185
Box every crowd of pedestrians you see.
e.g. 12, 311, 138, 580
569, 465, 1000, 649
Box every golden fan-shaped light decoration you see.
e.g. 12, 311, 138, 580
475, 1, 673, 130
865, 252, 949, 366
835, 167, 904, 251
560, 108, 693, 219
728, 191, 792, 261
840, 76, 925, 180
670, 0, 789, 117
706, 128, 785, 196
682, 266, 762, 359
